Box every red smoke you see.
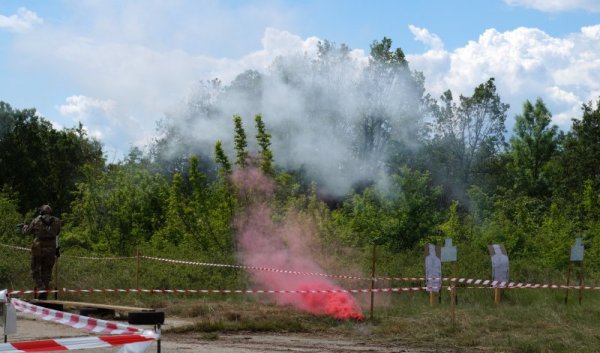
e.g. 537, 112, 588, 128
232, 168, 363, 321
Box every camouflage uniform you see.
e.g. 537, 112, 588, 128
22, 206, 61, 299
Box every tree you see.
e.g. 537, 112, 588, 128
427, 78, 509, 201
509, 98, 559, 197
358, 37, 426, 164
64, 161, 168, 255
558, 99, 600, 194
255, 114, 274, 176
214, 140, 232, 176
233, 115, 248, 168
369, 37, 408, 68
338, 166, 443, 251
0, 102, 104, 214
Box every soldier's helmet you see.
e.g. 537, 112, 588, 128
39, 205, 53, 215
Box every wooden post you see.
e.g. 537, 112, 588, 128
568, 237, 585, 304
450, 286, 456, 326
136, 247, 140, 290
494, 287, 501, 305
578, 263, 584, 305
453, 262, 459, 305
564, 262, 572, 304
429, 292, 435, 306
370, 243, 376, 320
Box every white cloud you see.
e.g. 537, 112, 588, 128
504, 0, 600, 12
57, 95, 149, 160
409, 25, 444, 51
17, 25, 320, 157
57, 95, 116, 140
58, 95, 115, 118
8, 0, 600, 159
581, 25, 600, 39
407, 25, 600, 130
0, 7, 43, 32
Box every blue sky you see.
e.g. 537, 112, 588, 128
1, 0, 600, 158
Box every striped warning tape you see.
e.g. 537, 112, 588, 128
63, 255, 136, 260
0, 243, 30, 252
5, 298, 158, 353
139, 256, 598, 288
142, 255, 371, 280
0, 334, 155, 353
11, 298, 143, 335
0, 243, 134, 260
1, 243, 595, 290
142, 256, 440, 282
7, 287, 431, 295
8, 282, 600, 297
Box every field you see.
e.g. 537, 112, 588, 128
4, 245, 600, 353
11, 289, 600, 353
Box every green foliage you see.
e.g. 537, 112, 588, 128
214, 140, 232, 177
555, 99, 600, 198
427, 79, 509, 202
233, 115, 248, 168
0, 102, 104, 215
476, 193, 545, 258
509, 98, 559, 197
64, 162, 168, 255
0, 188, 24, 244
534, 202, 575, 268
369, 37, 408, 67
335, 166, 443, 252
254, 114, 274, 176
151, 155, 234, 259
438, 201, 466, 242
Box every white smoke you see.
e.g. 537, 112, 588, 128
162, 41, 426, 196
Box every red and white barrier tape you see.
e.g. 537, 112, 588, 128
143, 255, 379, 281
0, 334, 155, 353
3, 244, 598, 290
10, 298, 143, 335
64, 255, 136, 260
0, 243, 30, 252
0, 242, 134, 260
8, 287, 431, 295
140, 256, 472, 283
140, 256, 600, 288
9, 281, 600, 297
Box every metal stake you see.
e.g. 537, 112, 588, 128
369, 244, 376, 320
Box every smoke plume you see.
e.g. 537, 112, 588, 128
162, 38, 425, 196
233, 167, 363, 320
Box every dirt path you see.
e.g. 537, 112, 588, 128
9, 312, 444, 353
161, 332, 442, 353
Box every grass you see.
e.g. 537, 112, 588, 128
156, 289, 600, 353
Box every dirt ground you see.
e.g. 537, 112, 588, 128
9, 312, 444, 353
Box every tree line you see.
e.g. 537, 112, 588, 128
1, 37, 600, 278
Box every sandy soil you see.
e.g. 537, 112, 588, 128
8, 312, 444, 353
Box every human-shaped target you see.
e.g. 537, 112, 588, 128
425, 244, 442, 293
488, 244, 509, 288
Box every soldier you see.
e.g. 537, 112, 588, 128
22, 205, 61, 300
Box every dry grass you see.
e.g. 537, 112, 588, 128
154, 289, 600, 353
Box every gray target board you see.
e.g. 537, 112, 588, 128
425, 244, 442, 293
570, 238, 584, 262
441, 238, 457, 262
488, 244, 509, 287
